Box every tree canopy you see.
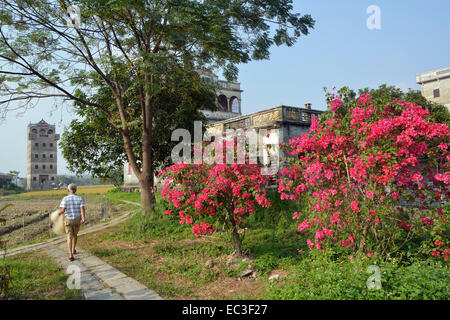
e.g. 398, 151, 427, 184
0, 0, 315, 212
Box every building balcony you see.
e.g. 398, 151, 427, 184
416, 67, 450, 84
217, 80, 241, 91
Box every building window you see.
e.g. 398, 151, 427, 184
42, 154, 46, 158
35, 165, 38, 169
35, 154, 38, 158
50, 154, 53, 158
301, 112, 307, 122
43, 165, 46, 169
51, 177, 54, 181
230, 96, 239, 113
32, 129, 37, 134
50, 143, 53, 147
48, 129, 53, 134
39, 129, 45, 134
33, 177, 36, 181
218, 94, 228, 112
50, 165, 53, 169
35, 143, 38, 147
42, 143, 46, 147
433, 88, 440, 98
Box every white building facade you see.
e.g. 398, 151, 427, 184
416, 67, 450, 112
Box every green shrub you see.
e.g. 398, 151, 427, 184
264, 252, 449, 300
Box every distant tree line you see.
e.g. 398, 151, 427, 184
57, 175, 102, 186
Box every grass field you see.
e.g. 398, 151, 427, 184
0, 251, 82, 300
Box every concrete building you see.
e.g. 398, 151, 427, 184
416, 67, 450, 111
206, 103, 322, 146
206, 103, 322, 178
27, 119, 60, 190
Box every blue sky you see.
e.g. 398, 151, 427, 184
1, 0, 449, 177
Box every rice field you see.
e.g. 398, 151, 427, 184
18, 185, 115, 197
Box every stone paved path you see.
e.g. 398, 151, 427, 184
2, 200, 162, 300
46, 243, 162, 300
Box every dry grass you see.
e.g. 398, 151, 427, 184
19, 185, 114, 197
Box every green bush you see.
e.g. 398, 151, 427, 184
244, 190, 299, 230
254, 253, 279, 274
264, 252, 449, 300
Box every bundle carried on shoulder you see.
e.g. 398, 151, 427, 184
50, 210, 65, 235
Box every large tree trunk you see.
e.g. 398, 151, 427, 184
139, 171, 154, 215
141, 74, 154, 215
140, 124, 154, 215
229, 214, 244, 256
231, 226, 244, 257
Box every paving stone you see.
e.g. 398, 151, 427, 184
83, 288, 123, 300
81, 255, 106, 268
105, 275, 145, 289
91, 265, 128, 283
122, 288, 162, 300
82, 277, 105, 291
104, 277, 162, 300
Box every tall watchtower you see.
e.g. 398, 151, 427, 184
27, 120, 60, 190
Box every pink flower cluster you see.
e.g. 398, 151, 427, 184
192, 222, 216, 237
279, 93, 450, 254
160, 137, 271, 238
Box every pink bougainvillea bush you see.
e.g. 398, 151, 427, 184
279, 93, 450, 257
159, 139, 271, 256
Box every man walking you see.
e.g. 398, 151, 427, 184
57, 183, 85, 261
